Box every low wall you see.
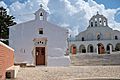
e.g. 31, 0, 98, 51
0, 41, 14, 80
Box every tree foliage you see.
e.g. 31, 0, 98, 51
0, 6, 16, 45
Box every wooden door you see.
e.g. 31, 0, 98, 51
72, 47, 76, 54
36, 47, 45, 65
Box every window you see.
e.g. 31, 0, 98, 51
99, 18, 102, 25
95, 21, 97, 27
39, 28, 43, 34
95, 18, 97, 21
97, 34, 100, 40
115, 36, 118, 40
91, 22, 93, 27
99, 18, 101, 22
104, 20, 106, 26
82, 37, 84, 41
38, 42, 39, 44
40, 12, 43, 20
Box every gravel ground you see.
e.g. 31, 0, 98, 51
14, 66, 120, 80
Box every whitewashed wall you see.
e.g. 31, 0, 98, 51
9, 8, 70, 66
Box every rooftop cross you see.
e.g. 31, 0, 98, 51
40, 4, 43, 8
97, 11, 99, 15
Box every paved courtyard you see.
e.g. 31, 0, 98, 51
14, 66, 120, 80
70, 53, 120, 66
12, 53, 120, 80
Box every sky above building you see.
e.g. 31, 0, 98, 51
0, 0, 120, 36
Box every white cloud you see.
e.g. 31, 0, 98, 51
8, 0, 49, 23
0, 1, 10, 14
48, 0, 120, 36
1, 0, 120, 37
0, 1, 7, 8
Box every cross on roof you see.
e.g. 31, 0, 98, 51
40, 4, 43, 8
97, 11, 99, 14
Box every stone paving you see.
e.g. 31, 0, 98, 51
12, 53, 120, 80
70, 53, 120, 66
14, 66, 120, 80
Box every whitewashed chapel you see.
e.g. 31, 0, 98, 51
69, 12, 120, 54
9, 5, 70, 66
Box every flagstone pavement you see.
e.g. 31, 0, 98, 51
12, 53, 120, 80
13, 66, 120, 80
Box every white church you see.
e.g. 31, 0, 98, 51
9, 5, 70, 66
69, 12, 120, 54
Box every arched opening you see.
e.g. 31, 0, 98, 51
87, 44, 94, 53
70, 44, 77, 54
99, 18, 102, 25
40, 12, 43, 20
91, 22, 93, 27
103, 20, 106, 26
106, 43, 113, 51
95, 21, 97, 27
79, 45, 86, 53
115, 43, 120, 51
82, 37, 84, 41
97, 34, 100, 40
115, 36, 118, 40
97, 43, 105, 54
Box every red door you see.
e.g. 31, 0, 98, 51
36, 47, 45, 65
72, 47, 76, 54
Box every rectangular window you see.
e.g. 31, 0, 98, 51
95, 21, 97, 27
115, 36, 118, 40
39, 28, 43, 34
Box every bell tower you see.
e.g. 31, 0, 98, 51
35, 4, 48, 21
88, 12, 108, 28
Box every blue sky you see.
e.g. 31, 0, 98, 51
0, 0, 120, 36
94, 0, 120, 9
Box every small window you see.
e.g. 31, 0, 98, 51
82, 37, 84, 41
115, 36, 118, 40
95, 21, 97, 27
104, 20, 106, 26
97, 34, 100, 40
99, 18, 102, 25
39, 28, 43, 34
95, 18, 97, 21
40, 13, 43, 16
99, 18, 101, 22
40, 13, 43, 20
91, 22, 93, 27
38, 42, 39, 44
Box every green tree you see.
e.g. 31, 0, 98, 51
0, 6, 16, 45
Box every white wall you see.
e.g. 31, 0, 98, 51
9, 17, 70, 66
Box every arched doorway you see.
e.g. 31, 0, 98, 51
106, 43, 113, 51
79, 45, 86, 53
115, 43, 120, 51
70, 44, 77, 54
97, 43, 105, 54
87, 44, 94, 53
